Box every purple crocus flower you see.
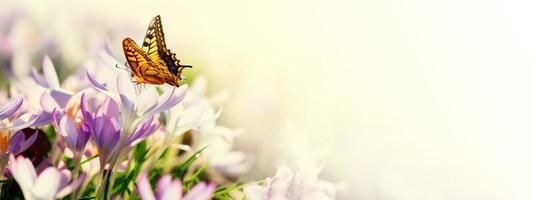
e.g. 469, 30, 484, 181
86, 71, 186, 134
137, 172, 216, 200
0, 96, 39, 154
0, 96, 41, 177
51, 109, 90, 154
80, 94, 120, 168
80, 93, 160, 168
84, 71, 185, 166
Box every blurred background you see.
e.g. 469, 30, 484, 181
2, 0, 533, 199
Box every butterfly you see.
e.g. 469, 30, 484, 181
122, 15, 191, 87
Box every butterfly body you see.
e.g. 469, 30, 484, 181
122, 15, 190, 87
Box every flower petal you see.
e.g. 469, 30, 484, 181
183, 182, 216, 200
134, 87, 158, 116
76, 124, 90, 152
42, 55, 60, 89
149, 85, 187, 115
31, 167, 63, 199
30, 111, 53, 127
7, 131, 25, 153
117, 74, 136, 117
80, 93, 93, 125
86, 70, 120, 104
9, 155, 37, 197
158, 179, 182, 200
96, 97, 120, 120
56, 173, 86, 198
60, 115, 78, 148
0, 95, 23, 121
30, 68, 49, 88
9, 130, 38, 155
177, 104, 206, 128
49, 89, 72, 109
137, 172, 156, 200
244, 184, 267, 200
40, 92, 60, 112
9, 113, 40, 131
126, 116, 159, 146
96, 118, 120, 161
86, 69, 108, 92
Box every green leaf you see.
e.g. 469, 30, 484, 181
171, 146, 208, 179
113, 143, 151, 195
184, 164, 208, 189
80, 155, 98, 165
64, 156, 74, 170
111, 171, 129, 194
148, 167, 164, 185
160, 112, 168, 126
45, 125, 56, 141
213, 183, 245, 198
133, 141, 147, 162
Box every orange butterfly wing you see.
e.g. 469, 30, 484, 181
122, 38, 174, 85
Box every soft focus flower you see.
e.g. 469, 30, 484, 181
9, 155, 85, 200
179, 77, 250, 177
137, 172, 216, 200
0, 96, 41, 131
32, 55, 82, 126
244, 166, 335, 200
0, 96, 39, 173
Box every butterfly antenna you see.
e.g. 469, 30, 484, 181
115, 63, 132, 73
178, 65, 193, 74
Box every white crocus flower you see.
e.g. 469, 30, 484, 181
165, 76, 249, 177
244, 165, 336, 200
9, 155, 84, 200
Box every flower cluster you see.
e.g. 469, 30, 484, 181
0, 53, 335, 199
0, 5, 336, 199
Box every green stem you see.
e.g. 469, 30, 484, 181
70, 153, 82, 199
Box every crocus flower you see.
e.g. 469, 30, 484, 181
80, 93, 160, 168
137, 172, 216, 200
80, 94, 121, 168
51, 108, 90, 154
0, 96, 40, 173
244, 166, 336, 200
0, 96, 40, 131
86, 71, 185, 144
31, 55, 80, 126
174, 77, 249, 177
9, 155, 85, 200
